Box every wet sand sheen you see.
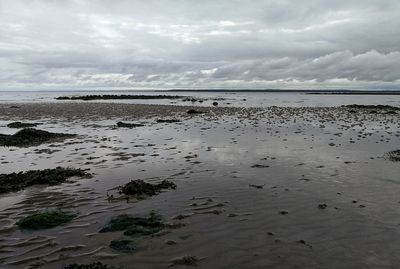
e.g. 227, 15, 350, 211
0, 102, 399, 268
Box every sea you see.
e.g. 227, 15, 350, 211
1, 90, 400, 108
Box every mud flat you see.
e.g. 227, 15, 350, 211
0, 102, 399, 269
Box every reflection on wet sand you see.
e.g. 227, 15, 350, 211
0, 102, 400, 268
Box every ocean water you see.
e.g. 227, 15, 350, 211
0, 90, 400, 107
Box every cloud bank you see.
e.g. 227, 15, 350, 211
1, 0, 400, 90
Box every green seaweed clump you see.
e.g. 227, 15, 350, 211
17, 210, 75, 230
100, 211, 164, 237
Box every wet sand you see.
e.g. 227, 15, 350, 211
0, 102, 400, 269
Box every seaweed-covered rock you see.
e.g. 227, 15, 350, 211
384, 149, 400, 161
100, 212, 164, 237
120, 179, 176, 196
0, 128, 75, 147
109, 239, 136, 253
0, 167, 91, 194
55, 94, 186, 101
64, 262, 120, 269
17, 210, 75, 230
7, 122, 42, 128
116, 121, 145, 128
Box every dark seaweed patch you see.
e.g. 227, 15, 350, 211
116, 121, 145, 128
56, 94, 186, 101
100, 211, 164, 237
109, 239, 136, 253
384, 149, 400, 162
0, 167, 91, 194
7, 122, 42, 128
0, 128, 75, 147
64, 262, 120, 269
120, 179, 176, 197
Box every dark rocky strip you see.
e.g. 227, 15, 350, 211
342, 104, 400, 110
56, 94, 187, 101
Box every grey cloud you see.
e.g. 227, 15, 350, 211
0, 0, 399, 89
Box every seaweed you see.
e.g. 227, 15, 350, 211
0, 128, 75, 147
342, 104, 400, 110
99, 211, 164, 237
7, 122, 42, 128
109, 239, 136, 253
384, 149, 400, 162
56, 95, 186, 101
0, 167, 91, 194
17, 210, 75, 230
156, 119, 181, 123
64, 262, 120, 269
170, 256, 200, 267
120, 179, 176, 196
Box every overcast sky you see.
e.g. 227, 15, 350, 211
1, 0, 400, 90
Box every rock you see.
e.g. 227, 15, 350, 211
318, 204, 328, 209
165, 239, 177, 245
249, 184, 264, 189
251, 164, 270, 168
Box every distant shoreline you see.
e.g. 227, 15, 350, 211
167, 89, 400, 95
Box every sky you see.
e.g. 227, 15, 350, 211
1, 0, 400, 90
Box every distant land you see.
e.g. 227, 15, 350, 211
168, 89, 400, 95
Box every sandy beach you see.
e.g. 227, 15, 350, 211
0, 101, 399, 268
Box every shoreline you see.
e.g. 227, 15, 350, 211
0, 101, 399, 268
